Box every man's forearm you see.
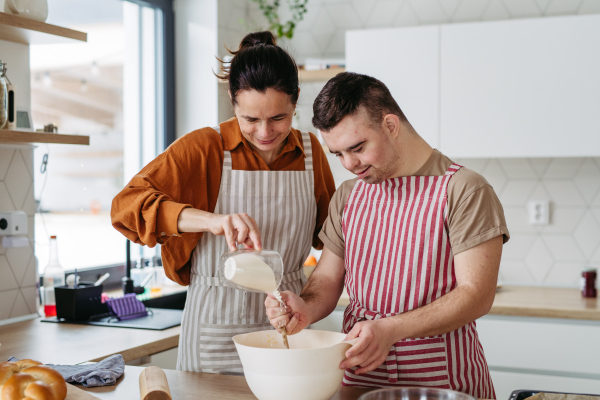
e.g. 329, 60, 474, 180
385, 237, 502, 342
300, 267, 345, 324
385, 284, 494, 342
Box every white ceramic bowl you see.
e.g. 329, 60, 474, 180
233, 329, 353, 400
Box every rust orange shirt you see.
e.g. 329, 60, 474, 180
111, 117, 336, 286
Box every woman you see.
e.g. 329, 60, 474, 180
111, 31, 336, 374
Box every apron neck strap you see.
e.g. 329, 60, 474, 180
214, 125, 232, 171
301, 131, 313, 171
214, 125, 314, 172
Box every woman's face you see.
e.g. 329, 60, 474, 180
233, 88, 296, 155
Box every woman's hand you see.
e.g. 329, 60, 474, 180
207, 213, 262, 251
265, 291, 311, 335
177, 209, 262, 251
339, 318, 398, 374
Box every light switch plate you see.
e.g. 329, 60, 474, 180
528, 200, 550, 225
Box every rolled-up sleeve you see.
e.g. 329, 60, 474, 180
111, 128, 223, 285
111, 152, 192, 247
311, 133, 337, 250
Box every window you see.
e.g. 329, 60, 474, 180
33, 0, 174, 273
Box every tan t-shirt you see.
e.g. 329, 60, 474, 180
319, 149, 510, 259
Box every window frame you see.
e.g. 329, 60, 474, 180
128, 0, 176, 148
39, 0, 176, 288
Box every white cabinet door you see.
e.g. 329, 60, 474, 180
346, 26, 440, 148
441, 14, 600, 158
477, 315, 600, 376
477, 315, 600, 397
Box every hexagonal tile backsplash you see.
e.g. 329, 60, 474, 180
455, 157, 600, 287
218, 0, 600, 288
0, 146, 36, 322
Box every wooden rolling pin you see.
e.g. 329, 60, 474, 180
139, 366, 172, 400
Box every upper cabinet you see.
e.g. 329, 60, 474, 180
347, 14, 600, 158
441, 14, 600, 158
346, 26, 440, 149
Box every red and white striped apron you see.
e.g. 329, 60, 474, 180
341, 163, 495, 399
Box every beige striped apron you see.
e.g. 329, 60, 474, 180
176, 125, 317, 374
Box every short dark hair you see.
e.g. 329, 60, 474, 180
312, 72, 407, 132
217, 31, 299, 106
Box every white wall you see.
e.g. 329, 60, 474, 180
247, 0, 600, 63
173, 0, 219, 139
0, 144, 37, 323
0, 40, 37, 322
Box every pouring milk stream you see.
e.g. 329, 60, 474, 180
222, 251, 290, 348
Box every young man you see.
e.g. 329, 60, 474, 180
265, 72, 509, 398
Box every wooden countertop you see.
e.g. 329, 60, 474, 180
489, 285, 599, 320
74, 365, 373, 400
337, 285, 600, 321
0, 318, 180, 365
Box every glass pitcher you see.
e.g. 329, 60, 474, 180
218, 249, 283, 294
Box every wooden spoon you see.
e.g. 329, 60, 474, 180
280, 326, 289, 349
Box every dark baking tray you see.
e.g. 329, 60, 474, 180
509, 390, 600, 400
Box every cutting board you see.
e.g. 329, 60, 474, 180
66, 383, 102, 400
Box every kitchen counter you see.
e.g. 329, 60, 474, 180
337, 285, 600, 321
0, 318, 180, 365
73, 365, 374, 399
487, 285, 599, 320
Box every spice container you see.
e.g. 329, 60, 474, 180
581, 268, 597, 298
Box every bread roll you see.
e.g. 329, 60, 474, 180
0, 360, 66, 400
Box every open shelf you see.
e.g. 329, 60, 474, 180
0, 130, 89, 145
0, 12, 86, 44
299, 67, 345, 82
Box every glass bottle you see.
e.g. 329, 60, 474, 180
0, 61, 7, 129
43, 236, 65, 317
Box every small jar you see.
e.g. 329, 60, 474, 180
581, 268, 597, 298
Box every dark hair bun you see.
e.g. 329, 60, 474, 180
216, 31, 299, 106
237, 31, 277, 52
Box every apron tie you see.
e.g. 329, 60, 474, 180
346, 302, 400, 384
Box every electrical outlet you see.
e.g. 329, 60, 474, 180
528, 200, 550, 225
0, 211, 27, 236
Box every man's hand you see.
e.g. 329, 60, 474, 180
264, 291, 311, 335
339, 318, 398, 375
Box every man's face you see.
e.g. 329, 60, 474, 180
323, 108, 399, 184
